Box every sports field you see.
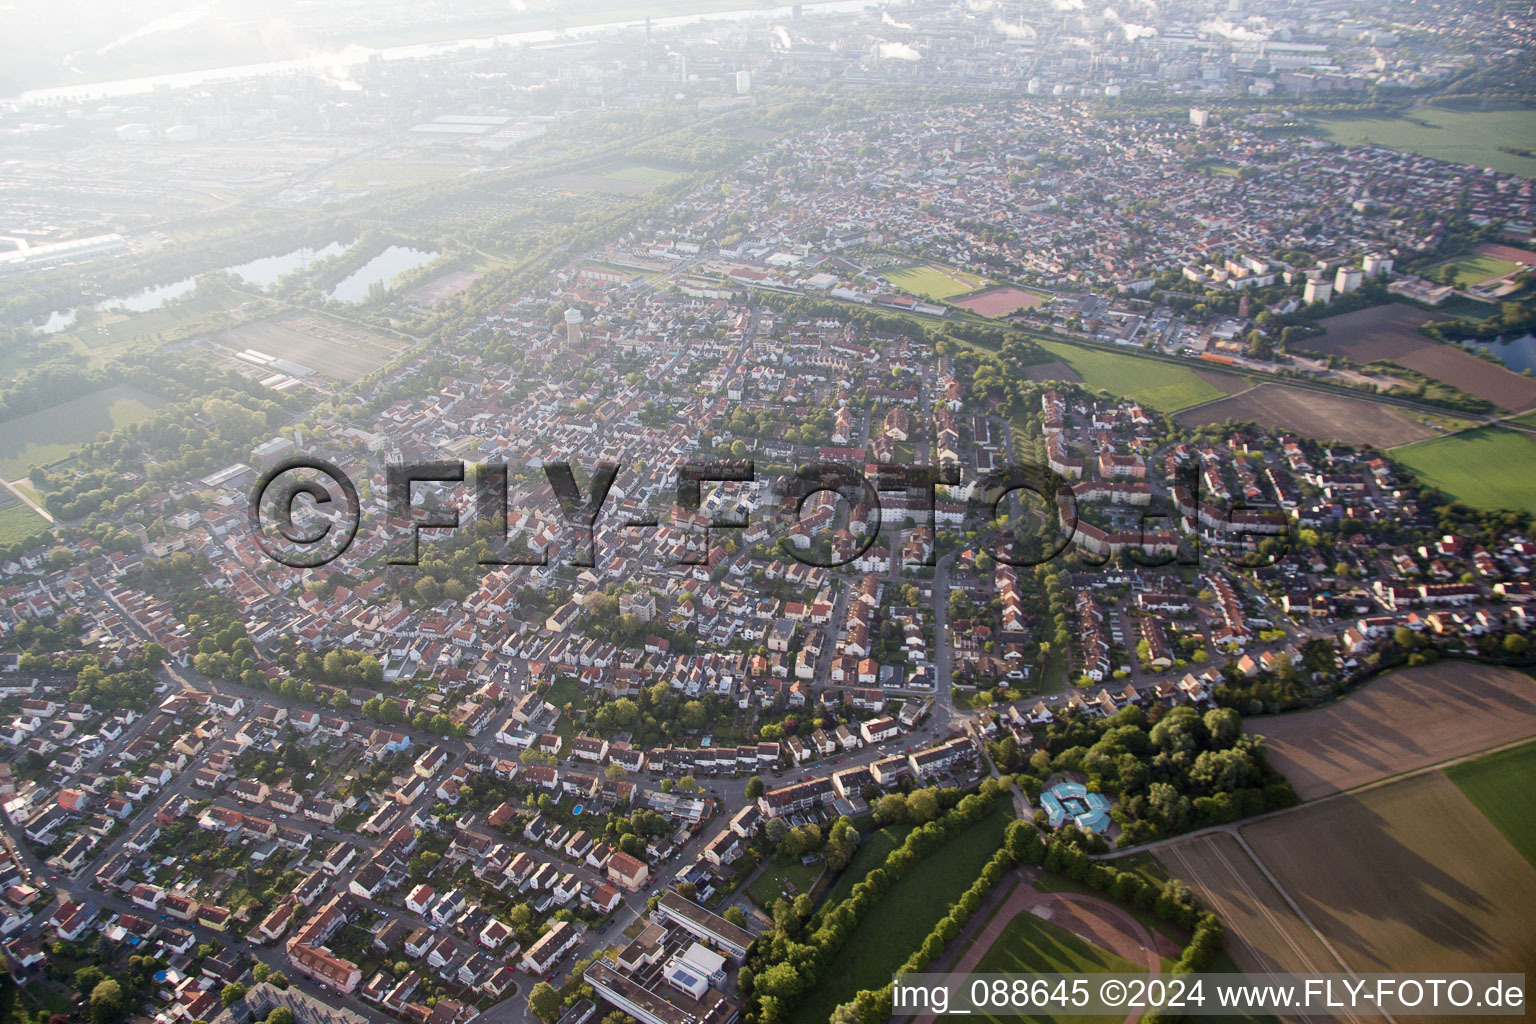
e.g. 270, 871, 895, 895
1445, 740, 1536, 869
881, 263, 989, 301
791, 804, 1010, 1024
1034, 339, 1227, 412
0, 385, 167, 478
971, 911, 1140, 1024
954, 286, 1050, 317
1251, 663, 1536, 800
602, 162, 683, 187
1423, 253, 1523, 288
1244, 772, 1536, 976
1175, 382, 1439, 448
1309, 107, 1536, 178
1393, 425, 1536, 514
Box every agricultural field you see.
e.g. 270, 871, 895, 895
0, 384, 168, 479
791, 804, 1010, 1024
0, 497, 48, 545
1249, 663, 1536, 800
1033, 339, 1228, 412
211, 313, 405, 383
1302, 303, 1536, 412
1175, 382, 1440, 448
1308, 107, 1536, 178
1243, 771, 1536, 977
881, 263, 990, 301
1393, 425, 1536, 514
1155, 832, 1342, 975
954, 285, 1051, 317
1445, 740, 1536, 869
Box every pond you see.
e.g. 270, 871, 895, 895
1464, 333, 1536, 375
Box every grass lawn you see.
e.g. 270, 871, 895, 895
0, 501, 49, 545
1034, 339, 1227, 412
882, 263, 989, 301
1445, 740, 1536, 869
747, 857, 824, 907
819, 822, 914, 908
1309, 107, 1536, 178
969, 908, 1141, 1024
0, 384, 168, 478
542, 676, 588, 711
1422, 253, 1522, 288
791, 802, 1011, 1024
1392, 425, 1536, 514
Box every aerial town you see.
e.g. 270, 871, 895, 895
1, 1, 1534, 1024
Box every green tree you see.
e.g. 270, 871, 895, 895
90, 980, 125, 1024
528, 981, 562, 1024
221, 984, 248, 1008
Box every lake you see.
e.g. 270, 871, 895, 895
27, 240, 352, 333
328, 246, 439, 304
227, 241, 350, 289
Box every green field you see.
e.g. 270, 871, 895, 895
970, 908, 1142, 1024
61, 291, 262, 365
1423, 253, 1523, 288
791, 803, 1011, 1024
1035, 339, 1228, 412
819, 822, 913, 907
1393, 425, 1536, 514
0, 500, 49, 545
1310, 108, 1536, 178
602, 163, 683, 187
1445, 741, 1536, 869
0, 385, 167, 479
882, 263, 990, 301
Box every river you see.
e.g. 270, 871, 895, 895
10, 0, 875, 104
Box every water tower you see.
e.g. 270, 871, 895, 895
564, 307, 584, 346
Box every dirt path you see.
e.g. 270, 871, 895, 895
909, 867, 1173, 1024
